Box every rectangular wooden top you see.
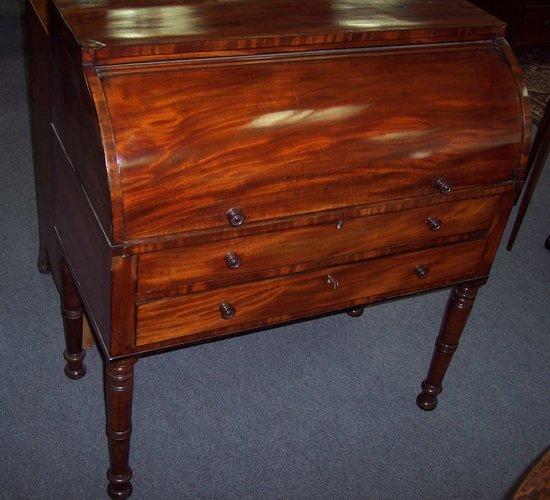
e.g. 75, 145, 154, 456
51, 0, 505, 63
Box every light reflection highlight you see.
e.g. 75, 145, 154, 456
334, 0, 417, 29
244, 104, 369, 129
369, 129, 433, 142
105, 6, 206, 39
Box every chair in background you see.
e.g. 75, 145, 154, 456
507, 103, 550, 251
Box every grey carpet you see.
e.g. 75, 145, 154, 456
1, 2, 549, 499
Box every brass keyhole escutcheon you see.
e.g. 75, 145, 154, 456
325, 274, 339, 290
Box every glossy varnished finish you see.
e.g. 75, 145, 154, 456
60, 258, 86, 379
346, 307, 365, 318
52, 0, 505, 63
136, 240, 486, 347
52, 134, 112, 352
101, 45, 523, 240
31, 0, 532, 497
105, 358, 137, 499
138, 196, 500, 292
122, 184, 518, 255
49, 5, 113, 238
417, 282, 483, 411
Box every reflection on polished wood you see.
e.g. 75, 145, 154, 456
26, 0, 531, 497
100, 46, 522, 240
53, 0, 505, 63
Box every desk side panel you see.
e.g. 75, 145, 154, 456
49, 3, 113, 240
25, 0, 58, 284
52, 133, 112, 352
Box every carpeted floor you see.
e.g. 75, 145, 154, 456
1, 2, 549, 499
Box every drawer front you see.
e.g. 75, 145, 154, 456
138, 196, 499, 292
100, 46, 523, 239
136, 239, 486, 347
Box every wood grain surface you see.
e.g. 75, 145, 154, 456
136, 239, 486, 347
51, 0, 504, 63
101, 45, 523, 240
138, 195, 500, 292
52, 132, 112, 353
36, 1, 533, 496
25, 0, 57, 281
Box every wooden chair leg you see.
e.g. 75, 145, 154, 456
60, 258, 86, 379
416, 283, 481, 411
106, 358, 137, 499
507, 104, 550, 251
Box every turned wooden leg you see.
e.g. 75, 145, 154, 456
347, 306, 365, 317
416, 283, 481, 411
106, 358, 137, 499
60, 258, 86, 379
37, 246, 50, 273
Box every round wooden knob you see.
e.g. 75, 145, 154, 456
426, 217, 442, 231
415, 265, 429, 279
227, 208, 245, 227
434, 177, 452, 194
219, 302, 236, 319
224, 251, 242, 269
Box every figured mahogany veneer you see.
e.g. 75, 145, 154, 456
100, 45, 523, 240
138, 196, 499, 293
137, 239, 487, 347
25, 0, 531, 497
52, 0, 508, 64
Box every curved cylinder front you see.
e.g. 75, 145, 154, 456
97, 42, 529, 241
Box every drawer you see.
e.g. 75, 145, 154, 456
100, 46, 522, 239
136, 239, 486, 347
138, 196, 499, 292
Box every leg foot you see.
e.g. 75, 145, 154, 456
63, 350, 87, 379
347, 306, 365, 317
416, 381, 441, 411
106, 358, 137, 499
107, 468, 133, 499
416, 283, 481, 411
37, 246, 50, 273
60, 258, 86, 379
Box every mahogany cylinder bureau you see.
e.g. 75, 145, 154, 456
25, 0, 531, 497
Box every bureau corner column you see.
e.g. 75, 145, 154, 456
416, 282, 482, 411
106, 357, 138, 499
